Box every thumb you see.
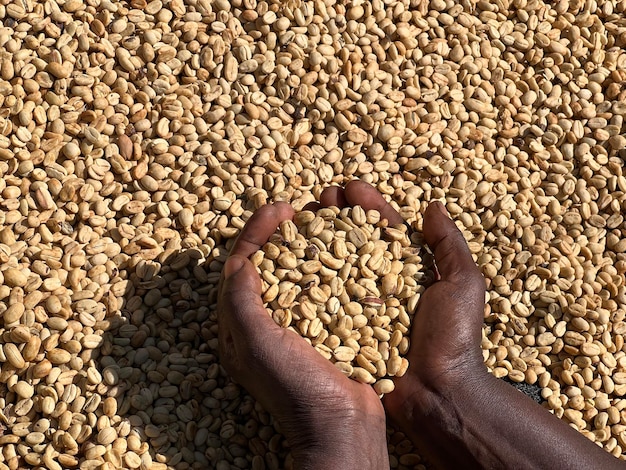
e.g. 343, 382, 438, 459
218, 254, 287, 372
219, 255, 335, 388
220, 255, 276, 332
423, 202, 480, 284
223, 254, 260, 293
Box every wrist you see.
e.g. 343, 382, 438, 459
386, 366, 494, 469
285, 408, 389, 470
387, 358, 491, 439
292, 442, 387, 470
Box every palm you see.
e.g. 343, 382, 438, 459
243, 323, 385, 432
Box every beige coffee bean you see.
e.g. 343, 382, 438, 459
48, 349, 72, 364
373, 379, 395, 395
3, 269, 27, 287
4, 343, 25, 368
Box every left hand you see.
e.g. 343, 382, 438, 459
218, 183, 395, 469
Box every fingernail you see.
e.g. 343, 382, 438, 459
224, 256, 245, 279
434, 201, 449, 217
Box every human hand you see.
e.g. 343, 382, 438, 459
217, 191, 390, 469
377, 198, 626, 470
383, 200, 488, 460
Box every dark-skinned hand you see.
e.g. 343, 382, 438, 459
382, 195, 487, 464
217, 181, 400, 470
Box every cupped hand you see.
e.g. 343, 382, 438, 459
383, 198, 487, 461
218, 183, 397, 470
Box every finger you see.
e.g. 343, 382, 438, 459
344, 180, 404, 225
220, 255, 272, 325
303, 186, 348, 212
231, 202, 295, 258
218, 255, 281, 367
319, 186, 348, 208
422, 202, 481, 284
302, 202, 321, 212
